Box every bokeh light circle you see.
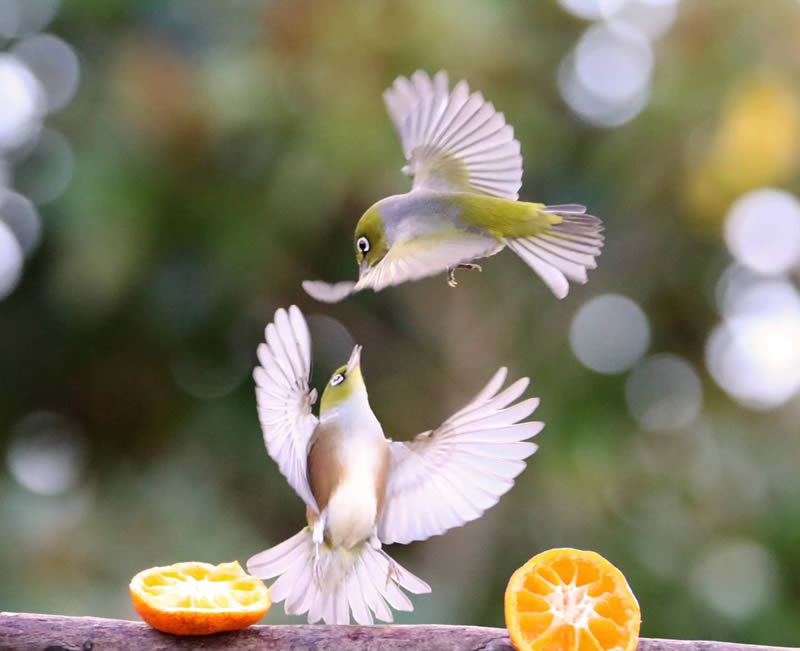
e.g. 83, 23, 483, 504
13, 34, 80, 112
558, 0, 627, 20
558, 23, 652, 128
690, 539, 779, 619
0, 218, 24, 300
0, 1, 20, 39
12, 127, 74, 205
570, 294, 651, 374
575, 23, 653, 103
0, 189, 41, 255
724, 189, 800, 275
5, 0, 60, 37
0, 54, 45, 150
606, 0, 679, 39
625, 354, 703, 431
706, 277, 800, 409
6, 411, 87, 496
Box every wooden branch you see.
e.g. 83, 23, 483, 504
1, 613, 796, 651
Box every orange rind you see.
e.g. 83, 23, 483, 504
505, 548, 641, 651
130, 560, 270, 635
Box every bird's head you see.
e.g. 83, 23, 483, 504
320, 345, 367, 414
354, 203, 389, 274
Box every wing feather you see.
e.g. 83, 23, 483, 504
304, 232, 499, 303
254, 305, 319, 511
378, 367, 542, 545
383, 70, 523, 199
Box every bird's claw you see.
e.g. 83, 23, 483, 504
447, 267, 458, 287
447, 263, 482, 288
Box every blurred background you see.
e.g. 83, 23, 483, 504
1, 0, 800, 643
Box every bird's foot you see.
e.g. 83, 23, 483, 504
447, 267, 458, 287
447, 263, 482, 288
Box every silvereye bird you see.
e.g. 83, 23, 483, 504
247, 306, 543, 625
303, 70, 604, 303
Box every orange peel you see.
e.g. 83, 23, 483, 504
129, 560, 270, 635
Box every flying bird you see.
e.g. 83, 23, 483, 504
303, 70, 604, 303
247, 306, 543, 624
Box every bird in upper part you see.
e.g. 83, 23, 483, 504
303, 70, 604, 303
247, 306, 543, 624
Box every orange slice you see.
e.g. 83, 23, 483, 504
505, 548, 641, 651
130, 561, 270, 635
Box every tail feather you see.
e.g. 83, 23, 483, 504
247, 529, 310, 576
247, 528, 431, 625
355, 555, 393, 622
506, 206, 604, 299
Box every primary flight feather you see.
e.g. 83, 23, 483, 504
303, 70, 604, 303
247, 305, 544, 624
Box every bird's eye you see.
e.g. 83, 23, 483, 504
330, 373, 345, 386
357, 236, 370, 254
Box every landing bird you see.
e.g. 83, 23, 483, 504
303, 70, 604, 303
247, 306, 544, 624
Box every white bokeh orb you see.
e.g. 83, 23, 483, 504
570, 294, 651, 373
724, 189, 800, 275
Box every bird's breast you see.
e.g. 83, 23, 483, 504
308, 423, 389, 550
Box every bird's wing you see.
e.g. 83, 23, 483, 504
378, 368, 542, 545
253, 305, 320, 512
383, 70, 523, 200
303, 232, 499, 302
301, 280, 357, 304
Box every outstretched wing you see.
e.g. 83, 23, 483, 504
378, 368, 542, 545
303, 232, 499, 303
253, 305, 319, 511
383, 70, 523, 200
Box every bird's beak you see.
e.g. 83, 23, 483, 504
346, 344, 362, 374
359, 258, 369, 279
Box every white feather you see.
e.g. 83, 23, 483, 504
504, 206, 605, 298
383, 70, 523, 200
253, 306, 319, 510
378, 369, 543, 546
249, 527, 429, 624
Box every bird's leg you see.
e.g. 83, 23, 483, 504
447, 263, 483, 288
447, 267, 458, 288
368, 531, 381, 550
311, 516, 325, 585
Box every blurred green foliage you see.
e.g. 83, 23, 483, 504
2, 0, 800, 644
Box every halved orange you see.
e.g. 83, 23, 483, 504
130, 561, 270, 635
505, 548, 641, 651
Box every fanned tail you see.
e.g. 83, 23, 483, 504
247, 528, 430, 625
505, 204, 604, 299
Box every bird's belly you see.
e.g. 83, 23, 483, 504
325, 470, 378, 549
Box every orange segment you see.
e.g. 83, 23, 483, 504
130, 561, 270, 635
505, 548, 640, 651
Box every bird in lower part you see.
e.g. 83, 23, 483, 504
303, 70, 604, 304
247, 306, 543, 624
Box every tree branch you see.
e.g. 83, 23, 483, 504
1, 613, 795, 651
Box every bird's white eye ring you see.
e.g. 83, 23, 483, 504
330, 373, 345, 386
357, 236, 370, 254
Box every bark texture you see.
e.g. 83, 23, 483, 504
1, 613, 796, 651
